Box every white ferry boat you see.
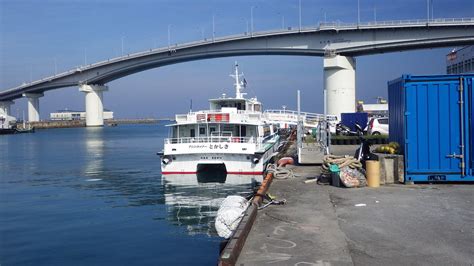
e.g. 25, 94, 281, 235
159, 63, 280, 176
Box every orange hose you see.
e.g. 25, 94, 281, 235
252, 172, 273, 206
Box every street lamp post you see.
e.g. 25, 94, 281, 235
357, 0, 360, 25
426, 0, 429, 21
250, 6, 254, 36
168, 24, 172, 48
54, 58, 57, 75
212, 14, 215, 41
299, 0, 302, 31
373, 6, 377, 23
121, 36, 125, 56
198, 27, 204, 39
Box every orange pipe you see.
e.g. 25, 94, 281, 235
252, 172, 273, 206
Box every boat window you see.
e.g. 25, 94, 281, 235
190, 129, 195, 138
263, 125, 271, 137
171, 126, 177, 138
241, 125, 246, 137
246, 125, 258, 137
199, 127, 206, 135
254, 104, 261, 112
272, 124, 278, 133
210, 127, 216, 133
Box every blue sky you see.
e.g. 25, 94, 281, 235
1, 0, 473, 118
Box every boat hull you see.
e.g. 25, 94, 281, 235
161, 138, 279, 175
162, 153, 266, 175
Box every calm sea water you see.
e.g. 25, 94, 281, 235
0, 123, 258, 265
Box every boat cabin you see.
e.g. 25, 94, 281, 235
167, 122, 276, 144
209, 96, 262, 112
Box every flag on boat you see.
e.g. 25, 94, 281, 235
243, 78, 247, 88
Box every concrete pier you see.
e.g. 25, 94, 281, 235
23, 93, 43, 122
79, 84, 108, 127
234, 145, 474, 265
324, 55, 356, 120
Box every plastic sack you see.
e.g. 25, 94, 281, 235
339, 166, 367, 188
215, 195, 249, 239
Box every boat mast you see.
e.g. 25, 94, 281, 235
230, 62, 245, 99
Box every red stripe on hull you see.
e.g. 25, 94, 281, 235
162, 171, 197, 174
162, 171, 263, 175
226, 171, 263, 175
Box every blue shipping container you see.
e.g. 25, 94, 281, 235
341, 112, 368, 132
388, 74, 474, 183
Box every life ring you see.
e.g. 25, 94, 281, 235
277, 157, 294, 167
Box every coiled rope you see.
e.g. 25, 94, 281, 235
321, 155, 362, 176
266, 163, 295, 180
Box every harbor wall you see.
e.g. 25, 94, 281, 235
18, 119, 166, 129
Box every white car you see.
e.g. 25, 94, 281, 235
367, 117, 389, 135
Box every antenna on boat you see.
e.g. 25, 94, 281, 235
230, 62, 246, 99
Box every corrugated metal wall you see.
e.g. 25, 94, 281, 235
388, 76, 405, 153
388, 74, 474, 182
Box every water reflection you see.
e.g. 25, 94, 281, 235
84, 128, 105, 178
162, 174, 261, 236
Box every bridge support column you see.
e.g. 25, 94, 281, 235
323, 55, 356, 120
79, 84, 108, 127
22, 93, 44, 122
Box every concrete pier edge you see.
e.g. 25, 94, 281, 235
218, 172, 275, 266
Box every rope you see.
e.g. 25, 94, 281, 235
321, 155, 362, 176
257, 193, 287, 210
266, 163, 295, 179
258, 199, 287, 210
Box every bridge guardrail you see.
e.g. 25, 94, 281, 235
2, 17, 474, 95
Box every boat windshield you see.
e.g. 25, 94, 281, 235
168, 123, 258, 143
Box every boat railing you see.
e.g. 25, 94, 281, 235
264, 109, 339, 122
165, 136, 258, 144
175, 110, 263, 123
182, 110, 262, 115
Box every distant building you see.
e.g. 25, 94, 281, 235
356, 98, 388, 117
446, 46, 474, 74
50, 109, 113, 121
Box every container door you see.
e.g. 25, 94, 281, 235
405, 80, 463, 177
468, 78, 473, 172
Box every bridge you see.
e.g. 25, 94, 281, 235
1, 18, 474, 126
